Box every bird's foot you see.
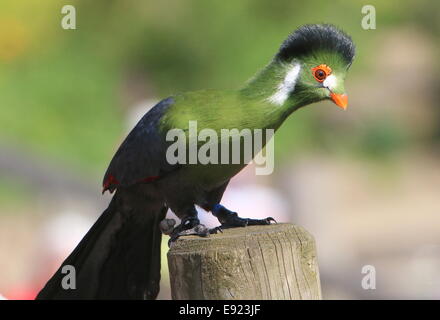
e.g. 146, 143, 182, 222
159, 218, 176, 235
167, 217, 209, 246
209, 225, 223, 234
211, 204, 276, 229
220, 214, 276, 229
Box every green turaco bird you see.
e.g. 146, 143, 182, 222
38, 24, 355, 299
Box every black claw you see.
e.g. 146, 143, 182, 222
209, 226, 223, 234
212, 204, 277, 228
219, 215, 277, 228
168, 224, 210, 246
266, 217, 277, 224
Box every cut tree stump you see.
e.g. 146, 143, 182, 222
167, 223, 322, 300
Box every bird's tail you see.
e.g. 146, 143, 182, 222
36, 186, 167, 300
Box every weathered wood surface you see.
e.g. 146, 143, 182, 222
167, 223, 322, 300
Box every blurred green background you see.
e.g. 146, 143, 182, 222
0, 0, 439, 299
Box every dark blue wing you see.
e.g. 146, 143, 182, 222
102, 97, 176, 192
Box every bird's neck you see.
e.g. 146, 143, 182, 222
238, 60, 306, 128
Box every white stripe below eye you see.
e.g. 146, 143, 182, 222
267, 63, 301, 106
323, 74, 337, 91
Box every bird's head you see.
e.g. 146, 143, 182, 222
267, 24, 355, 110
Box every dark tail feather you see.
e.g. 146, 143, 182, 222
36, 186, 167, 300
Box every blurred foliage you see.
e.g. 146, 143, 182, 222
0, 0, 437, 176
356, 119, 406, 159
1, 1, 439, 300
0, 176, 35, 212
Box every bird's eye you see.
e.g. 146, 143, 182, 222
315, 69, 326, 81
311, 64, 332, 83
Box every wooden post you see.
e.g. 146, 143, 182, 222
167, 223, 322, 300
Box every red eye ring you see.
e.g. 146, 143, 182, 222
314, 69, 326, 81
311, 64, 332, 82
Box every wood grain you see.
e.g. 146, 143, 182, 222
167, 223, 322, 300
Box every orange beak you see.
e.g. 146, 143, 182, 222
330, 92, 348, 110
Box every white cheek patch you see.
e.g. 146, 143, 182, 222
267, 63, 301, 106
323, 74, 337, 91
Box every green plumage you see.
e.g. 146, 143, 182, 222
161, 42, 352, 131
38, 24, 356, 300
157, 27, 354, 185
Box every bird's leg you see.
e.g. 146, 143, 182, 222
210, 204, 276, 231
168, 207, 209, 245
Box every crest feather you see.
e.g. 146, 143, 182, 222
276, 24, 355, 65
